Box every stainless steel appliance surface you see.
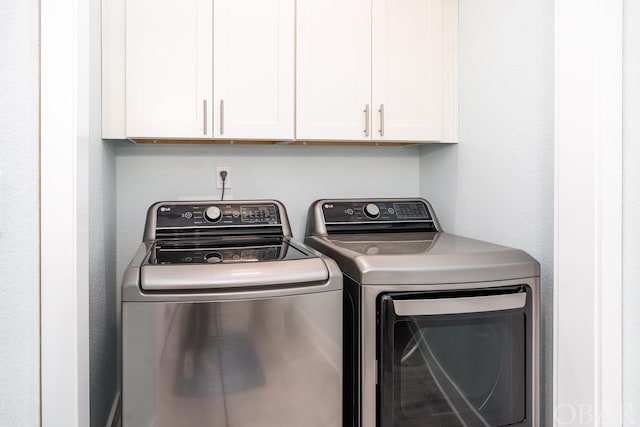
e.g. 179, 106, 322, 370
305, 198, 540, 427
122, 200, 343, 427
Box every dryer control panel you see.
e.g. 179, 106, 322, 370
321, 200, 433, 223
307, 198, 441, 236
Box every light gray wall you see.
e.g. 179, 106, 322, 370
114, 144, 421, 279
623, 0, 640, 420
0, 0, 41, 425
418, 0, 554, 425
89, 142, 118, 426
89, 0, 119, 423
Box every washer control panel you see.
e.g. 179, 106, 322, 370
156, 203, 280, 228
322, 200, 432, 223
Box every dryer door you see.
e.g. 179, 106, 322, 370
378, 285, 533, 427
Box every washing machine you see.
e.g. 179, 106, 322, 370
121, 200, 342, 427
304, 198, 540, 427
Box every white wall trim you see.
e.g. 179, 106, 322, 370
40, 0, 91, 424
554, 0, 623, 425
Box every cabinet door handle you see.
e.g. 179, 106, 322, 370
220, 99, 225, 135
203, 100, 208, 135
378, 104, 385, 136
364, 104, 370, 137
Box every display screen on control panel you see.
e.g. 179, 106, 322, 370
241, 205, 278, 224
393, 202, 431, 220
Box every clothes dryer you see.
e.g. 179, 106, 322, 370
305, 198, 540, 427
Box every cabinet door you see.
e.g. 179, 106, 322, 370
213, 0, 294, 140
296, 0, 371, 141
372, 0, 444, 141
126, 0, 213, 139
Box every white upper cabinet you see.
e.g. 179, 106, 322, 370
106, 0, 456, 143
372, 0, 443, 142
213, 0, 294, 140
126, 0, 213, 139
296, 0, 458, 143
124, 0, 294, 141
296, 0, 372, 141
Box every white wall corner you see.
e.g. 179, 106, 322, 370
554, 0, 623, 425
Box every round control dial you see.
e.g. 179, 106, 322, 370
204, 206, 222, 222
363, 203, 380, 219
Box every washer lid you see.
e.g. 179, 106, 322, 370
140, 257, 329, 291
139, 238, 330, 291
149, 237, 310, 265
304, 232, 540, 285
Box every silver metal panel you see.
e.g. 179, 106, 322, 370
123, 290, 342, 427
140, 258, 329, 291
392, 291, 527, 316
359, 278, 540, 427
305, 197, 539, 283
305, 233, 540, 284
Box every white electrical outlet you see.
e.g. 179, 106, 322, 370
216, 166, 231, 189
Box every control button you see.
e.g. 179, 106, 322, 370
183, 212, 193, 219
205, 253, 222, 264
204, 206, 222, 222
232, 210, 240, 218
346, 208, 354, 215
388, 208, 394, 214
363, 203, 380, 219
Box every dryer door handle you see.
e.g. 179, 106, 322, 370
392, 292, 526, 316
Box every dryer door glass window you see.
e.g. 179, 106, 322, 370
378, 286, 531, 427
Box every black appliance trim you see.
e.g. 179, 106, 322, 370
155, 225, 284, 239
325, 222, 437, 235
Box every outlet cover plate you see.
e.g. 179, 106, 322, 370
216, 166, 231, 189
